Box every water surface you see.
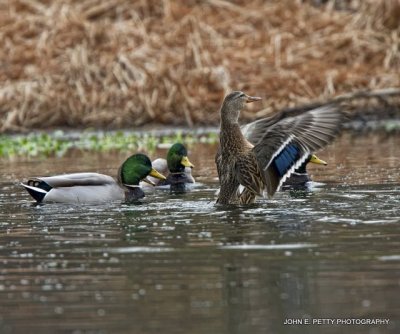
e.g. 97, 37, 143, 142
0, 133, 399, 334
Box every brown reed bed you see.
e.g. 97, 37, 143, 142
1, 0, 400, 132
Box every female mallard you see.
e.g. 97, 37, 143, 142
142, 143, 195, 189
21, 153, 166, 204
215, 91, 342, 204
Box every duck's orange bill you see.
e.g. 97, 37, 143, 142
245, 95, 262, 103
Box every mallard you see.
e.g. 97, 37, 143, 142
141, 143, 195, 189
281, 154, 327, 189
215, 91, 342, 204
21, 153, 166, 204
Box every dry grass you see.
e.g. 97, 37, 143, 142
1, 0, 400, 132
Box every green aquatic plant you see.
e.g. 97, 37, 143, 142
0, 133, 73, 158
384, 120, 400, 133
0, 130, 218, 158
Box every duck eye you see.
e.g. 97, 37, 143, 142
238, 93, 245, 98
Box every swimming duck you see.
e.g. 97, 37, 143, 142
215, 91, 342, 204
142, 143, 195, 189
281, 154, 327, 189
21, 153, 166, 204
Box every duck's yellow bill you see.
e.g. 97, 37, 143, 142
181, 156, 194, 168
142, 168, 166, 186
309, 155, 327, 165
149, 168, 167, 180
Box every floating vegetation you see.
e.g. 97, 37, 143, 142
0, 130, 219, 158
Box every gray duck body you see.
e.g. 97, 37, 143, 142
21, 154, 165, 204
22, 173, 125, 204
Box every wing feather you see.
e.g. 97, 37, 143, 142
29, 173, 116, 188
252, 104, 342, 196
235, 154, 264, 197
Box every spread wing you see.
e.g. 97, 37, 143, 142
242, 101, 327, 145
252, 105, 343, 197
242, 116, 279, 145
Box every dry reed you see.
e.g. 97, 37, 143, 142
1, 0, 400, 132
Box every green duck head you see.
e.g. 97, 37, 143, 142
119, 153, 166, 187
297, 154, 327, 173
221, 91, 261, 124
167, 143, 194, 173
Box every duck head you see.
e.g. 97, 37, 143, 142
220, 91, 261, 124
297, 154, 327, 173
167, 143, 194, 173
118, 154, 166, 197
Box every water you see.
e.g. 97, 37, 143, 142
0, 132, 399, 334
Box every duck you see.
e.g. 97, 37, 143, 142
21, 153, 166, 204
215, 91, 342, 204
281, 154, 327, 189
141, 143, 195, 190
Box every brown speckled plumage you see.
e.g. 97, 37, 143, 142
215, 91, 343, 205
216, 91, 264, 204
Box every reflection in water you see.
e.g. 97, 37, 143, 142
0, 133, 399, 333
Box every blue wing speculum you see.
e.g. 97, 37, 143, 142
266, 139, 310, 192
272, 144, 301, 177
